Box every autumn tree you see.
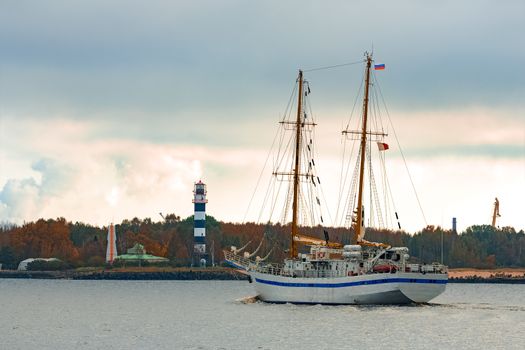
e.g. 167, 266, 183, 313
8, 218, 79, 264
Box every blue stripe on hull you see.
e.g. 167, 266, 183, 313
254, 277, 447, 288
225, 260, 247, 271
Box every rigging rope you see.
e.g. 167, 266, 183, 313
252, 81, 299, 224
379, 151, 401, 230
366, 145, 385, 228
303, 59, 364, 73
344, 146, 361, 227
373, 74, 428, 227
242, 125, 281, 223
336, 70, 365, 224
305, 95, 333, 227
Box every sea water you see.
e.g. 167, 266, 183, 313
0, 279, 523, 349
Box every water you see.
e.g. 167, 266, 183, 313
0, 280, 523, 350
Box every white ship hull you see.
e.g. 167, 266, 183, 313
250, 271, 447, 305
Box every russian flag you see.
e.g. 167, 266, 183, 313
374, 64, 385, 70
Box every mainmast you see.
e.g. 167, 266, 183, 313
291, 70, 304, 259
354, 54, 372, 244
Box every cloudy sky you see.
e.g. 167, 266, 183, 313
1, 0, 524, 232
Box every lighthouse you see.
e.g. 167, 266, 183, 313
106, 223, 118, 263
193, 180, 208, 266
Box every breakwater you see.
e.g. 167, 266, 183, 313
449, 276, 525, 284
0, 268, 249, 281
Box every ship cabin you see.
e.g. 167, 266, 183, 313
280, 244, 446, 278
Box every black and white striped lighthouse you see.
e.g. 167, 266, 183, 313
192, 180, 207, 266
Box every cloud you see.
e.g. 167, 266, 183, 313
0, 178, 40, 222
0, 145, 204, 224
1, 1, 524, 231
31, 158, 74, 196
0, 158, 74, 222
1, 103, 524, 232
382, 107, 525, 159
1, 1, 524, 120
0, 116, 268, 225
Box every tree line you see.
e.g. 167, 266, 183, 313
0, 215, 523, 269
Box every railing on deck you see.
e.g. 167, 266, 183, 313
405, 263, 448, 274
290, 270, 348, 278
254, 263, 284, 276
223, 250, 253, 270
225, 250, 448, 278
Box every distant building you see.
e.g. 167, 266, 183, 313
115, 243, 169, 264
17, 258, 61, 271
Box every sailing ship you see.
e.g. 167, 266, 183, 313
224, 53, 448, 304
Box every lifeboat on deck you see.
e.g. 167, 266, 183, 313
373, 264, 397, 273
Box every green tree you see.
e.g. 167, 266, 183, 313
0, 246, 16, 269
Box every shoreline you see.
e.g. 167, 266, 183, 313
448, 267, 525, 284
0, 267, 249, 281
1, 267, 524, 283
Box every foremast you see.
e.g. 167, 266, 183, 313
291, 70, 304, 259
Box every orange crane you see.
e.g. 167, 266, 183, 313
491, 197, 501, 227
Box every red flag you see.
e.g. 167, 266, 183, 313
377, 142, 389, 151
